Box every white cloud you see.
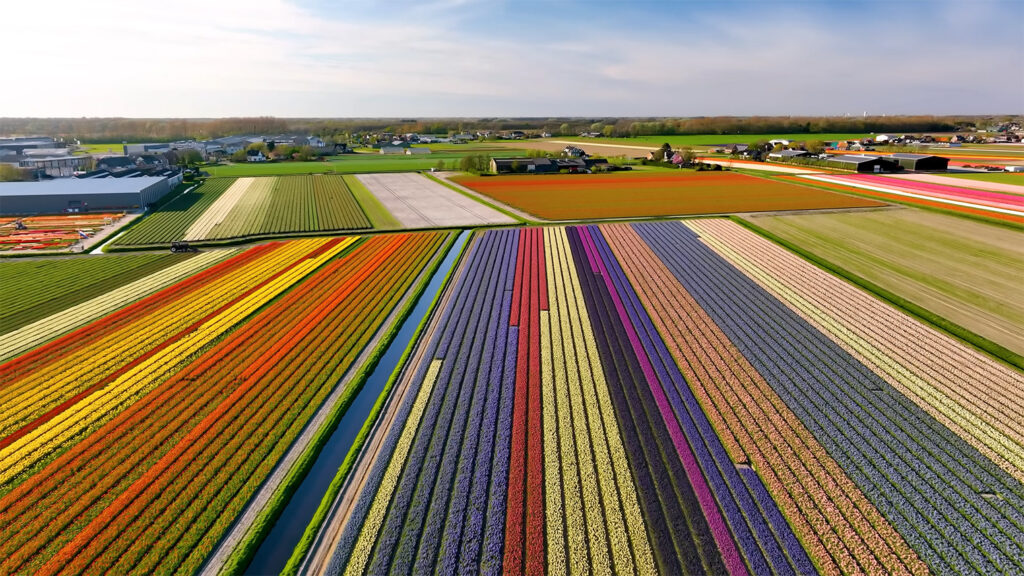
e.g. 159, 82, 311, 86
0, 0, 1020, 116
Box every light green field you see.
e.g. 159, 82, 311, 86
555, 133, 874, 147
76, 143, 138, 155
746, 207, 1024, 356
342, 175, 400, 228
946, 172, 1024, 185
201, 150, 521, 178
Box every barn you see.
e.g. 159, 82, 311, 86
0, 177, 173, 215
888, 153, 949, 171
823, 155, 901, 173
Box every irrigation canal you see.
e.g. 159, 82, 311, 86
244, 230, 469, 575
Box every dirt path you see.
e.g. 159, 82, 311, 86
199, 237, 454, 576
299, 234, 473, 575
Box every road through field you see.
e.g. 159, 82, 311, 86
357, 173, 515, 228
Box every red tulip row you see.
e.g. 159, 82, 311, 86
503, 227, 547, 576
0, 231, 450, 575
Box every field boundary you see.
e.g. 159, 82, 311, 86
288, 230, 471, 576
209, 231, 460, 576
732, 215, 1024, 372
424, 172, 531, 223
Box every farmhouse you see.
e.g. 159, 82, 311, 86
0, 176, 174, 215
823, 155, 901, 173
888, 153, 949, 171
246, 150, 267, 162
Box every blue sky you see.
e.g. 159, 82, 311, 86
2, 0, 1021, 117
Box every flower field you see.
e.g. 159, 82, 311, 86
112, 175, 375, 247
797, 173, 1024, 224
0, 249, 237, 362
451, 172, 883, 220
315, 220, 1024, 576
0, 213, 125, 252
0, 231, 453, 574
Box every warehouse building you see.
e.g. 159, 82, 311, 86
0, 176, 173, 215
888, 153, 949, 171
823, 155, 901, 173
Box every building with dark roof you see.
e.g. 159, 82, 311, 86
491, 157, 558, 173
16, 155, 91, 178
0, 177, 174, 214
888, 153, 949, 171
768, 149, 810, 159
823, 155, 901, 173
96, 156, 138, 172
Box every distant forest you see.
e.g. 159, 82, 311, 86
0, 115, 1016, 143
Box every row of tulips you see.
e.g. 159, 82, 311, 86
0, 239, 301, 442
0, 250, 236, 363
603, 221, 927, 576
0, 231, 450, 574
565, 225, 733, 575
540, 226, 655, 576
0, 238, 351, 491
330, 230, 522, 576
332, 226, 798, 576
648, 219, 1024, 575
695, 218, 1024, 484
588, 223, 818, 576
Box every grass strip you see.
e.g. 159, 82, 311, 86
732, 215, 1024, 372
220, 231, 462, 576
342, 175, 401, 229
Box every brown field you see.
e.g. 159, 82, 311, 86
452, 171, 883, 220
747, 207, 1024, 356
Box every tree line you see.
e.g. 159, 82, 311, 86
1, 115, 1017, 143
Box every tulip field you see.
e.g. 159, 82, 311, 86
316, 221, 1024, 576
451, 171, 883, 220
0, 231, 453, 574
0, 250, 237, 362
111, 175, 374, 247
797, 173, 1024, 224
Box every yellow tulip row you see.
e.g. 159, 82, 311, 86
0, 237, 353, 486
0, 250, 237, 364
541, 227, 657, 576
345, 359, 442, 576
0, 239, 324, 437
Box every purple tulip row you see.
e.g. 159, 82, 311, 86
634, 220, 1024, 576
326, 229, 520, 576
590, 223, 816, 576
565, 225, 727, 575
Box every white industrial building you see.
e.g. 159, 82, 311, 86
0, 177, 175, 214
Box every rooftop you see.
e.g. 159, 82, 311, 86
827, 154, 889, 164
0, 177, 167, 197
